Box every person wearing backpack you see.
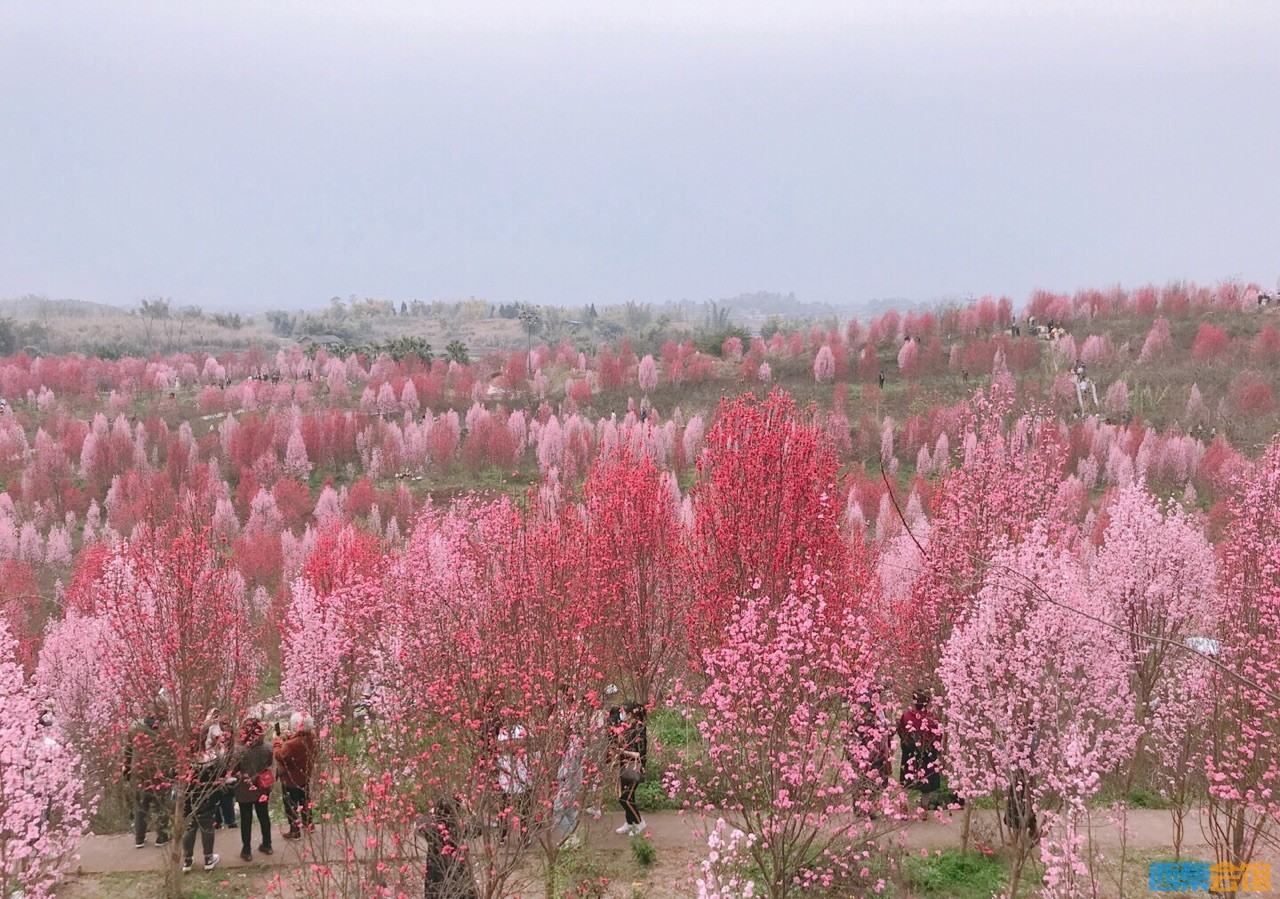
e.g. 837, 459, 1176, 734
231, 717, 275, 861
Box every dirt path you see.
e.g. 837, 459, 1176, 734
70, 807, 1223, 876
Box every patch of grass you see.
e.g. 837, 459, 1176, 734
554, 844, 613, 899
634, 778, 680, 810
59, 870, 269, 898
629, 833, 657, 869
649, 705, 699, 749
635, 705, 700, 811
1125, 786, 1173, 810
902, 847, 1009, 899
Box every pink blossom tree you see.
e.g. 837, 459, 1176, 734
280, 525, 388, 726
1205, 440, 1280, 870
283, 426, 313, 480
637, 354, 659, 394
813, 345, 836, 383
940, 527, 1137, 896
88, 508, 260, 892
1092, 482, 1218, 872
0, 620, 92, 899
671, 579, 901, 899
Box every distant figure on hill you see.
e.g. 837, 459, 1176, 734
878, 371, 885, 389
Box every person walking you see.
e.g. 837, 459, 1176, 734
125, 702, 174, 849
613, 702, 647, 836
273, 712, 316, 840
231, 717, 275, 861
180, 718, 228, 873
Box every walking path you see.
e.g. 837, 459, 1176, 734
71, 807, 1227, 876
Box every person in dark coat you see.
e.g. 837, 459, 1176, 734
180, 719, 228, 872
125, 703, 174, 848
231, 717, 274, 861
273, 712, 317, 840
422, 796, 477, 899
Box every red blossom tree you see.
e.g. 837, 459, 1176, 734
579, 447, 692, 704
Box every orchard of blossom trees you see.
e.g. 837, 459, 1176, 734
1, 279, 1280, 896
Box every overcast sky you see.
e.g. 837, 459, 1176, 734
3, 1, 1277, 312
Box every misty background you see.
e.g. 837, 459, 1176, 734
2, 1, 1277, 313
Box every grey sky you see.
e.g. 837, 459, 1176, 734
3, 1, 1277, 312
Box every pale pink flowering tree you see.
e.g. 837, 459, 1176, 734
1092, 481, 1218, 877
1205, 440, 1280, 870
696, 818, 758, 899
1137, 316, 1172, 364
89, 510, 261, 892
637, 354, 659, 393
280, 525, 387, 727
0, 620, 92, 899
896, 339, 919, 378
283, 426, 313, 480
813, 345, 836, 383
670, 580, 901, 899
940, 527, 1137, 896
1092, 483, 1217, 766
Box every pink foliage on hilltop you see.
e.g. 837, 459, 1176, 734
283, 425, 312, 480
637, 354, 659, 393
1228, 371, 1277, 416
1137, 317, 1172, 364
941, 527, 1137, 896
896, 339, 920, 378
1104, 380, 1130, 417
813, 345, 836, 383
0, 621, 91, 899
1191, 323, 1230, 362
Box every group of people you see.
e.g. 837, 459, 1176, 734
420, 698, 648, 898
124, 702, 317, 873
854, 689, 944, 805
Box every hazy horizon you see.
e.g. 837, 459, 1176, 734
3, 1, 1278, 313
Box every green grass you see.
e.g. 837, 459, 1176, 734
648, 705, 699, 749
553, 844, 613, 899
629, 833, 657, 869
901, 848, 1009, 898
636, 705, 701, 811
60, 870, 271, 899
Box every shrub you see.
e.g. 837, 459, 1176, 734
629, 834, 657, 869
1191, 323, 1229, 362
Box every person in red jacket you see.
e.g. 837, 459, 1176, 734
273, 712, 316, 840
898, 690, 941, 795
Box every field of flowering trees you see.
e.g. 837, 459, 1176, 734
2, 279, 1280, 898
